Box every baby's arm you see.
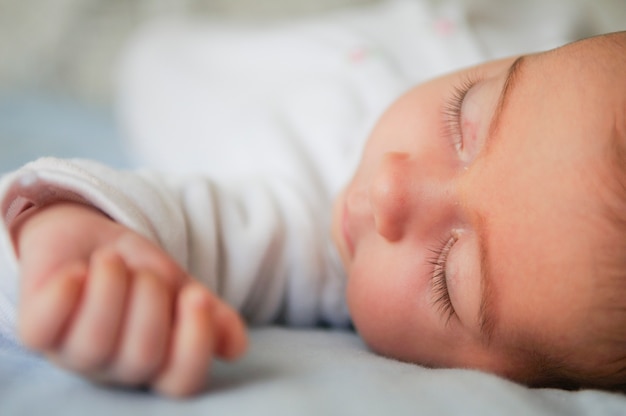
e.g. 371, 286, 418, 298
11, 202, 247, 397
0, 156, 347, 380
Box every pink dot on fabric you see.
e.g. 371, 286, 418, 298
434, 18, 455, 36
349, 47, 368, 63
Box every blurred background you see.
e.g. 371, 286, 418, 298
0, 0, 380, 171
0, 0, 381, 103
0, 0, 624, 172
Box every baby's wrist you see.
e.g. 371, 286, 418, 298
9, 202, 112, 256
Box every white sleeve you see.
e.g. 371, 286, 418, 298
0, 157, 350, 334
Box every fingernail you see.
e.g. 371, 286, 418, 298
188, 286, 212, 310
68, 262, 88, 281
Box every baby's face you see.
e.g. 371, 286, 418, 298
332, 33, 626, 379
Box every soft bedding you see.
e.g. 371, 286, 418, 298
2, 1, 626, 415
3, 325, 626, 415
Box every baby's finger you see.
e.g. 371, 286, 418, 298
18, 262, 86, 351
105, 270, 173, 386
56, 250, 130, 372
213, 302, 248, 361
152, 284, 215, 398
113, 233, 188, 290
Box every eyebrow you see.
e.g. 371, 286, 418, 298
485, 55, 527, 149
477, 55, 527, 342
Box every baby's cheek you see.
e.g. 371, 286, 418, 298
347, 256, 441, 363
345, 274, 391, 354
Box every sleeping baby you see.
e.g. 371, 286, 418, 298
1, 9, 625, 396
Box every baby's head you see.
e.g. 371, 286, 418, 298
332, 31, 626, 390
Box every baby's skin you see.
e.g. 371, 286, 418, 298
12, 202, 247, 397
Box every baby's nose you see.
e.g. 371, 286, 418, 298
369, 152, 414, 242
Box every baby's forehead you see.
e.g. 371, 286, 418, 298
470, 33, 626, 387
540, 33, 626, 147
552, 31, 626, 71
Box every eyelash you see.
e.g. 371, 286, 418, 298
428, 76, 480, 320
442, 75, 479, 152
427, 235, 458, 322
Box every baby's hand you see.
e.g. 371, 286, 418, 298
12, 203, 247, 397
